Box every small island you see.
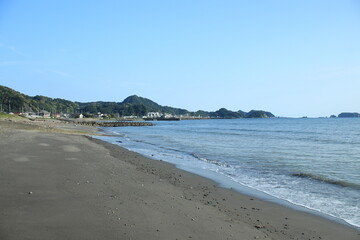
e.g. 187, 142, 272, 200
338, 112, 360, 118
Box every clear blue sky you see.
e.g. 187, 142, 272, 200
1, 0, 359, 117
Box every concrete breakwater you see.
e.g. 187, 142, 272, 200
62, 120, 154, 127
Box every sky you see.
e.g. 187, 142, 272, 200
0, 0, 359, 117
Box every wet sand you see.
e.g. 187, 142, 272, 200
0, 119, 359, 240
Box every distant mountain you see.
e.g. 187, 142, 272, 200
338, 112, 360, 118
0, 85, 275, 118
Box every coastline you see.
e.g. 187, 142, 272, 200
0, 119, 359, 239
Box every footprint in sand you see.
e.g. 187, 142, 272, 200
39, 143, 50, 147
62, 145, 81, 153
13, 156, 30, 162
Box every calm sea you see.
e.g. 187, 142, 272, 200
97, 118, 360, 228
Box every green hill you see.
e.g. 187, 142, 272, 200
122, 95, 189, 115
246, 110, 275, 118
0, 85, 275, 118
0, 85, 79, 114
77, 95, 189, 117
209, 108, 245, 119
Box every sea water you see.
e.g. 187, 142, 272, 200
97, 118, 360, 228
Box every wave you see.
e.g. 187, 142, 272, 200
195, 129, 360, 146
191, 153, 231, 168
191, 126, 317, 135
292, 173, 360, 190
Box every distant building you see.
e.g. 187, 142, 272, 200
147, 112, 161, 118
39, 110, 51, 118
162, 113, 174, 118
97, 112, 109, 118
53, 113, 61, 118
123, 115, 138, 119
78, 113, 84, 119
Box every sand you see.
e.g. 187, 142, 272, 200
0, 119, 359, 240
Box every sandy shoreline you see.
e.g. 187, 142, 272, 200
0, 119, 359, 240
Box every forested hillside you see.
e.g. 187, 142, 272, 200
0, 85, 275, 118
0, 85, 79, 114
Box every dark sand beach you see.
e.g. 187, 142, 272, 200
0, 119, 359, 240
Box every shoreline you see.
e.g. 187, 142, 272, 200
95, 134, 360, 230
0, 119, 359, 239
151, 156, 358, 229
95, 128, 360, 230
159, 156, 359, 229
91, 136, 360, 233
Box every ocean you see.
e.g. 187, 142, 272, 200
96, 118, 360, 228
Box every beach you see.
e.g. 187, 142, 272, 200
0, 119, 359, 240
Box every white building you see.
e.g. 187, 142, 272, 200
147, 112, 161, 118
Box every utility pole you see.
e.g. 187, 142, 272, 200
8, 99, 11, 113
